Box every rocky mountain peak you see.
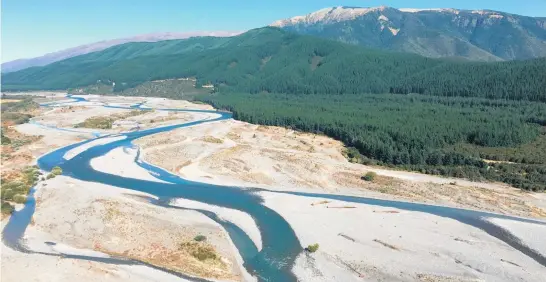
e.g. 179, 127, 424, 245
270, 6, 546, 61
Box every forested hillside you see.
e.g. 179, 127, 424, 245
201, 92, 546, 191
4, 27, 546, 190
3, 27, 546, 102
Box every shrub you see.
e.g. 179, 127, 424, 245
75, 117, 114, 129
192, 246, 217, 261
13, 195, 27, 204
1, 135, 11, 145
51, 166, 63, 176
46, 174, 56, 179
179, 241, 218, 261
306, 243, 319, 253
22, 167, 40, 186
1, 201, 14, 215
1, 189, 15, 201
362, 171, 377, 182
194, 235, 207, 242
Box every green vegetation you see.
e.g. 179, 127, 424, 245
1, 202, 15, 216
74, 111, 147, 129
1, 97, 38, 148
1, 128, 11, 145
46, 166, 63, 179
1, 166, 40, 214
1, 97, 39, 112
1, 97, 38, 128
75, 116, 114, 129
68, 83, 115, 94
1, 112, 33, 125
194, 235, 207, 242
3, 28, 545, 102
2, 28, 545, 192
69, 79, 211, 100
362, 172, 377, 182
201, 92, 546, 191
13, 195, 27, 204
51, 166, 63, 175
306, 243, 319, 253
179, 241, 218, 261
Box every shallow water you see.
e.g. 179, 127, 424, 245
3, 95, 546, 281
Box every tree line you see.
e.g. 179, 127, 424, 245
200, 92, 546, 191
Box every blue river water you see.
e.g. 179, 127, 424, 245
3, 95, 546, 281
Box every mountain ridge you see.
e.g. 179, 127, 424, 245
271, 6, 546, 61
1, 31, 242, 73
3, 27, 545, 102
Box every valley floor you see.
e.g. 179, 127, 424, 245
1, 92, 545, 282
135, 116, 546, 219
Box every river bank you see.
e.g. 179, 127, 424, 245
2, 93, 247, 281
135, 116, 546, 219
2, 93, 546, 282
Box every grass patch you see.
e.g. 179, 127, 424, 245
1, 201, 15, 216
179, 241, 218, 261
0, 97, 39, 113
362, 171, 377, 182
1, 112, 33, 125
74, 110, 147, 129
46, 166, 63, 179
75, 116, 114, 129
1, 166, 40, 215
201, 136, 223, 144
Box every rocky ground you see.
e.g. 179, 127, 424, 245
2, 93, 545, 282
135, 118, 546, 219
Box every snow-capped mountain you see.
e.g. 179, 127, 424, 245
271, 6, 546, 61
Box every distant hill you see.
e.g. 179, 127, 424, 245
3, 27, 545, 101
1, 31, 242, 73
271, 6, 546, 61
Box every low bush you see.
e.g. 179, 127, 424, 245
1, 180, 31, 200
180, 241, 218, 261
51, 166, 63, 176
1, 189, 15, 201
1, 128, 11, 144
194, 235, 207, 242
362, 171, 377, 182
75, 117, 114, 129
13, 195, 27, 204
306, 243, 319, 253
0, 112, 33, 125
1, 201, 15, 215
192, 245, 217, 261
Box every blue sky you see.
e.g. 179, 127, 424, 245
2, 0, 545, 62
